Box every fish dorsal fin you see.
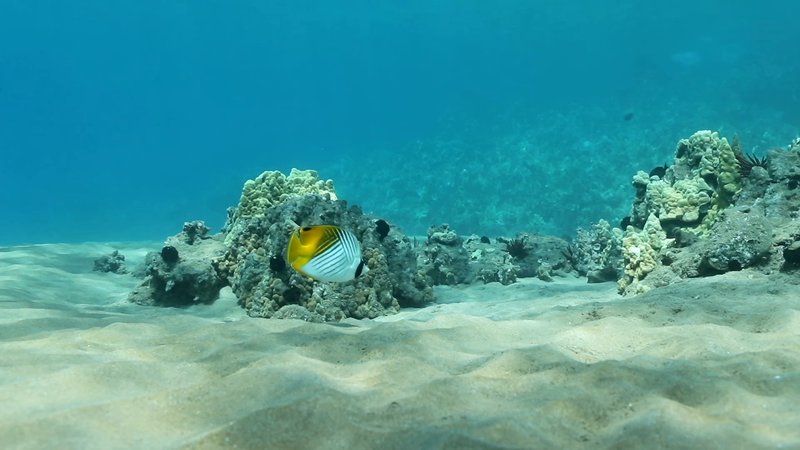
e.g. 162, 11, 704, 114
311, 226, 342, 258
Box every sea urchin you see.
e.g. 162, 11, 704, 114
505, 237, 529, 260
735, 152, 768, 177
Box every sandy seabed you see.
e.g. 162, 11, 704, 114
1, 242, 799, 450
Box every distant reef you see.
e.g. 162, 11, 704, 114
119, 132, 800, 321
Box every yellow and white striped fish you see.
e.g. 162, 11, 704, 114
286, 225, 369, 282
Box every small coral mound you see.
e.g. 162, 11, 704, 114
128, 221, 227, 306
618, 214, 671, 295
417, 224, 470, 285
463, 235, 519, 285
571, 219, 623, 283
214, 194, 433, 321
93, 250, 128, 274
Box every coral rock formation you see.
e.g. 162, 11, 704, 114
93, 250, 128, 274
571, 219, 623, 283
615, 132, 800, 294
418, 224, 470, 285
419, 227, 574, 285
216, 194, 433, 321
631, 130, 741, 235
128, 221, 227, 306
223, 169, 337, 247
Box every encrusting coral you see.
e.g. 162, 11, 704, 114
417, 224, 470, 285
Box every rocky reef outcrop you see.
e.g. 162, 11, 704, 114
128, 169, 434, 321
128, 221, 227, 306
417, 226, 574, 286
125, 166, 585, 319
129, 133, 800, 317
216, 192, 434, 321
601, 131, 800, 295
93, 250, 128, 274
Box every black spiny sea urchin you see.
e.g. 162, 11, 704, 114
505, 237, 529, 260
735, 152, 768, 177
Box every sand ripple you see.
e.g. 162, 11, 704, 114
1, 244, 799, 449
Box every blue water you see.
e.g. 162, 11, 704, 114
2, 1, 798, 244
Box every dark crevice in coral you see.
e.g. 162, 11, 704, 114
151, 279, 205, 307
697, 260, 725, 277
282, 286, 302, 304
782, 244, 800, 271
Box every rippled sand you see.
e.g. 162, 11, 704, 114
1, 243, 799, 449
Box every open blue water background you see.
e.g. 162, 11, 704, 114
1, 1, 798, 244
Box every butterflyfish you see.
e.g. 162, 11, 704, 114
286, 225, 369, 282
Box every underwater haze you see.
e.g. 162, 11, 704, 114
1, 0, 798, 244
